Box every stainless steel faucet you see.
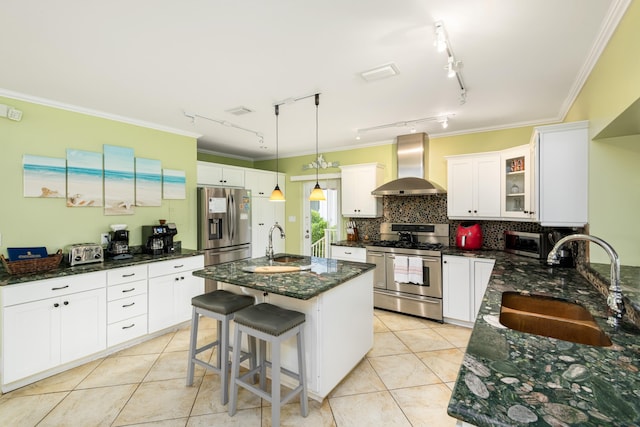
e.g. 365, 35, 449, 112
266, 222, 285, 260
547, 234, 625, 328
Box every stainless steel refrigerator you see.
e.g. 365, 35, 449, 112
197, 187, 251, 290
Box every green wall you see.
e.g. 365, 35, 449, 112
0, 97, 199, 253
197, 152, 254, 168
563, 0, 640, 265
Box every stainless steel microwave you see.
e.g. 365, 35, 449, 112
504, 231, 551, 259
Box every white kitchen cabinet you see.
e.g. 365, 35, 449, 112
446, 153, 501, 219
147, 255, 204, 333
197, 161, 245, 187
245, 169, 280, 197
442, 255, 495, 325
501, 144, 537, 220
534, 121, 589, 226
250, 179, 286, 259
1, 272, 107, 384
330, 245, 366, 262
340, 163, 384, 218
106, 265, 148, 347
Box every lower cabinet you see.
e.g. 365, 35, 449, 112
1, 272, 107, 384
106, 265, 148, 347
442, 255, 495, 325
148, 256, 205, 333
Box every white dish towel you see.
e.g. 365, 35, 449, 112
408, 256, 424, 285
393, 255, 409, 283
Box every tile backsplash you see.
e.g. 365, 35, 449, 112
349, 195, 583, 251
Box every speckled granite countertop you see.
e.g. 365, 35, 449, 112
0, 249, 203, 286
331, 240, 368, 248
447, 251, 640, 426
192, 254, 375, 300
590, 262, 640, 315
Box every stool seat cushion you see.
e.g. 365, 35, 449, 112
191, 290, 254, 315
234, 303, 305, 336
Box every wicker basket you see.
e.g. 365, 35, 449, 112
1, 249, 63, 275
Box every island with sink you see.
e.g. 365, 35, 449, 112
192, 253, 375, 401
446, 250, 640, 426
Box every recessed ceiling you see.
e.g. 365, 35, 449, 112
0, 0, 630, 160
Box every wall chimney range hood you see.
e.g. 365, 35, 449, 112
371, 133, 446, 196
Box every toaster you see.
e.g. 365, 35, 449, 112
65, 243, 104, 266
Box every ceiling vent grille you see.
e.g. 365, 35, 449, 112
226, 106, 254, 116
360, 63, 400, 82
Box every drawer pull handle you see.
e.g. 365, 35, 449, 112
345, 251, 352, 254
122, 273, 135, 277
52, 285, 69, 291
173, 264, 184, 269
122, 288, 136, 293
122, 302, 136, 308
122, 324, 136, 329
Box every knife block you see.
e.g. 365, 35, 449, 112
347, 228, 359, 241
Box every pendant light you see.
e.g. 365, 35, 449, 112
309, 93, 326, 201
269, 104, 285, 201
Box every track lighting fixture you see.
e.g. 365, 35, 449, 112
355, 114, 454, 139
433, 21, 467, 103
183, 111, 264, 146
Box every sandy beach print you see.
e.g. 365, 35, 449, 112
66, 149, 103, 207
136, 158, 162, 206
104, 145, 135, 215
162, 169, 186, 199
23, 155, 66, 198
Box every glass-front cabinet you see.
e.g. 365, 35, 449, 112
501, 144, 535, 220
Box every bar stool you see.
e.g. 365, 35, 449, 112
228, 303, 308, 426
186, 289, 256, 405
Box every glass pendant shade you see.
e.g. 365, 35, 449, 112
309, 183, 325, 201
270, 184, 285, 201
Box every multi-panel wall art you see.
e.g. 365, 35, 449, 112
66, 149, 103, 207
22, 144, 186, 216
22, 155, 66, 198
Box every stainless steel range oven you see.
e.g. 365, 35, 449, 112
366, 223, 449, 322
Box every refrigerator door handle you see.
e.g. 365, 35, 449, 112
229, 193, 235, 241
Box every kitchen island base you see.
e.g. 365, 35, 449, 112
218, 270, 373, 402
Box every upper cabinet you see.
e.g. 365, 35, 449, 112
245, 169, 283, 197
197, 161, 245, 187
446, 152, 501, 219
340, 163, 384, 218
534, 121, 588, 227
501, 144, 535, 220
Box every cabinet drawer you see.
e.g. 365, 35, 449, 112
107, 280, 147, 301
331, 246, 366, 262
107, 314, 148, 347
107, 265, 148, 286
1, 271, 106, 307
148, 256, 204, 278
108, 294, 147, 323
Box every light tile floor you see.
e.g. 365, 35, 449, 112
0, 309, 469, 426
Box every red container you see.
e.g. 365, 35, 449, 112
456, 223, 483, 250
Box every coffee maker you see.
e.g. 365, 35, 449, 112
142, 223, 177, 255
107, 229, 133, 259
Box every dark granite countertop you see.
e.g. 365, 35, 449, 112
447, 251, 640, 426
331, 240, 368, 248
0, 249, 203, 286
590, 263, 640, 315
192, 254, 375, 300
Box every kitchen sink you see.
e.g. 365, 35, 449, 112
499, 292, 612, 347
273, 255, 305, 263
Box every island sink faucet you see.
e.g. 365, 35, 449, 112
267, 223, 285, 260
547, 234, 625, 328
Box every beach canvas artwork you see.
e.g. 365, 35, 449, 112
23, 155, 66, 198
66, 149, 103, 207
162, 169, 186, 199
135, 158, 162, 206
104, 144, 135, 215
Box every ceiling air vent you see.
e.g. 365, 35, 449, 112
360, 63, 400, 82
225, 106, 254, 116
